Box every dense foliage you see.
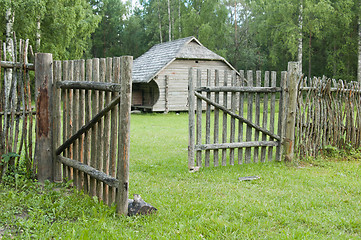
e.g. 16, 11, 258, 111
0, 0, 360, 81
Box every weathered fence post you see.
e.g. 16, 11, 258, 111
34, 53, 54, 182
188, 68, 195, 170
283, 62, 300, 162
116, 56, 133, 215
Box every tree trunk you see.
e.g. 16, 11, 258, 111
5, 5, 15, 110
157, 1, 163, 43
308, 31, 312, 79
36, 17, 41, 52
297, 0, 303, 74
178, 0, 181, 36
357, 16, 361, 84
168, 0, 172, 41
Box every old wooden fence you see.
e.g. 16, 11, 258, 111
295, 76, 361, 157
0, 39, 35, 178
188, 62, 300, 169
0, 43, 132, 215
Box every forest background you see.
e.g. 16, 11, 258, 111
1, 0, 360, 82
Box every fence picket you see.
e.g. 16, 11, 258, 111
245, 71, 253, 163
261, 71, 269, 162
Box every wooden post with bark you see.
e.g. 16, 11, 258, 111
34, 53, 54, 182
116, 56, 133, 215
283, 62, 300, 162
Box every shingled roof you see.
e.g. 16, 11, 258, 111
133, 36, 235, 83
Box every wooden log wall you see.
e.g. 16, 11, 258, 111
0, 39, 35, 180
188, 68, 284, 169
54, 56, 132, 215
295, 76, 361, 157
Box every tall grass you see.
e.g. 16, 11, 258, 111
0, 112, 360, 239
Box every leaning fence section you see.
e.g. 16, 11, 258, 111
0, 39, 35, 180
53, 56, 132, 215
295, 77, 361, 157
188, 68, 285, 169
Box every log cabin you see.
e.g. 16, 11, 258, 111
132, 36, 238, 112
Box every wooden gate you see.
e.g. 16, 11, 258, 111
34, 54, 133, 215
188, 68, 287, 170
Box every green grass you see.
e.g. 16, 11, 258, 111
1, 112, 361, 239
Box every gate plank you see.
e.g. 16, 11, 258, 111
188, 68, 195, 170
205, 70, 211, 167
90, 58, 99, 197
73, 60, 80, 189
269, 71, 277, 161
261, 71, 269, 162
53, 60, 62, 181
221, 71, 228, 166
196, 69, 202, 167
254, 71, 261, 163
213, 70, 220, 167
238, 71, 245, 164
230, 71, 236, 165
103, 57, 112, 205
84, 59, 92, 193
79, 60, 86, 190
276, 71, 287, 161
98, 58, 106, 200
245, 71, 253, 163
109, 57, 120, 204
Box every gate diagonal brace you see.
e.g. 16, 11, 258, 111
56, 95, 121, 155
194, 92, 280, 141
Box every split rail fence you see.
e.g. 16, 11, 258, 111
1, 40, 132, 215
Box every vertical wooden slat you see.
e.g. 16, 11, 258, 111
53, 60, 62, 181
245, 71, 253, 163
98, 58, 106, 200
84, 59, 92, 193
188, 67, 195, 170
196, 69, 202, 167
116, 56, 132, 215
90, 58, 99, 196
253, 71, 261, 163
229, 71, 236, 165
79, 60, 86, 189
276, 71, 287, 161
62, 61, 69, 180
72, 60, 80, 189
268, 71, 277, 161
221, 70, 228, 166
204, 69, 211, 167
238, 70, 245, 164
109, 57, 120, 204
261, 71, 269, 162
213, 70, 220, 167
103, 57, 112, 205
67, 61, 74, 182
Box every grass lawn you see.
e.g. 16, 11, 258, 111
1, 112, 361, 239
